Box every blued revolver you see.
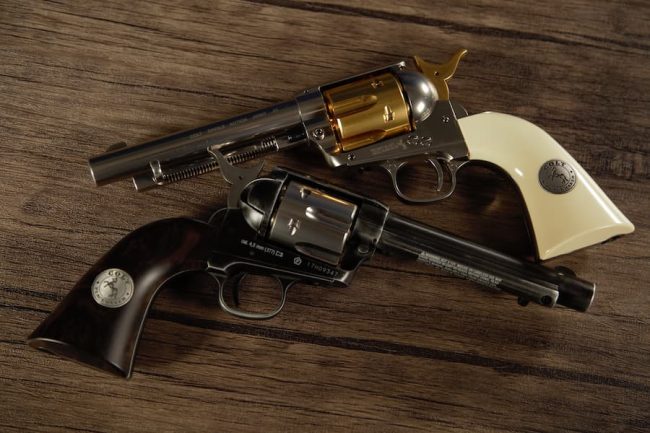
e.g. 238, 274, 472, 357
30, 163, 596, 378
87, 50, 633, 260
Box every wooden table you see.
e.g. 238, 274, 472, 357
2, 1, 648, 431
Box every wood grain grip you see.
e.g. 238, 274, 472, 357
27, 218, 214, 378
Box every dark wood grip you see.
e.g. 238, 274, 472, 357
28, 218, 214, 378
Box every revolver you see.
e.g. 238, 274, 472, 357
87, 50, 633, 260
30, 163, 596, 378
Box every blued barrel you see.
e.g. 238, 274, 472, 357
378, 213, 595, 311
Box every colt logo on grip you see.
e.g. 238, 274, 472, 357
91, 268, 134, 308
539, 160, 577, 194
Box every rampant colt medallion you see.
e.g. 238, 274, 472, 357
539, 159, 577, 194
91, 268, 134, 308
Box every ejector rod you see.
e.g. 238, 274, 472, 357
88, 100, 304, 188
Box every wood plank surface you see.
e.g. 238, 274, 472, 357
1, 1, 649, 432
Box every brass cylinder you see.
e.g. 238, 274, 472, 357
323, 72, 412, 152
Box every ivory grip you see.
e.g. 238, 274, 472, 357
458, 112, 634, 260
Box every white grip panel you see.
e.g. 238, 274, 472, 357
458, 112, 634, 260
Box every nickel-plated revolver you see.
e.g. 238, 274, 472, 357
87, 50, 633, 261
30, 164, 596, 378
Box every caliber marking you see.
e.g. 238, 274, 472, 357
240, 239, 284, 258
418, 251, 501, 288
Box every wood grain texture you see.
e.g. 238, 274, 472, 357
1, 0, 649, 432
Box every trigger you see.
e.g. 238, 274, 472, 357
427, 158, 445, 192
230, 274, 246, 307
232, 284, 241, 307
213, 273, 245, 308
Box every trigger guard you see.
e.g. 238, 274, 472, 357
212, 272, 293, 320
382, 158, 458, 204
